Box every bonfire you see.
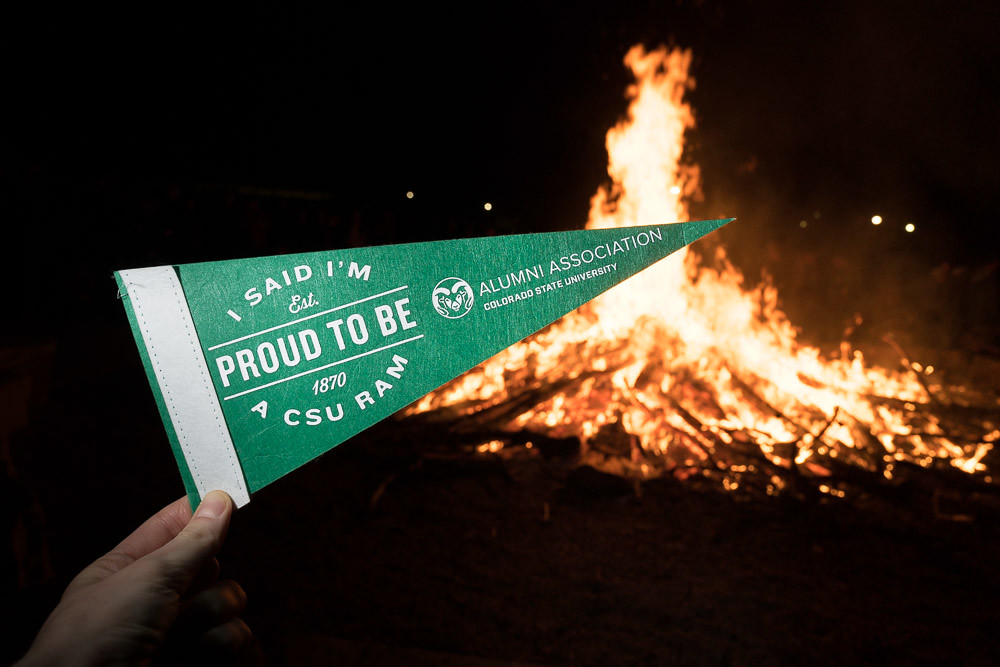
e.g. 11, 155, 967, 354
403, 46, 998, 515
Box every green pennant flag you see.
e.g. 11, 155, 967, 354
115, 218, 732, 507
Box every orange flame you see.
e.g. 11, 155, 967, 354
409, 46, 991, 490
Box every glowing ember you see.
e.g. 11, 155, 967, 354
407, 46, 995, 495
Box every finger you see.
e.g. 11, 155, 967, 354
67, 495, 192, 591
199, 617, 254, 657
185, 557, 221, 596
150, 490, 233, 591
114, 496, 193, 559
175, 579, 247, 635
160, 606, 253, 666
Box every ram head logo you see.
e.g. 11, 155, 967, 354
432, 278, 475, 319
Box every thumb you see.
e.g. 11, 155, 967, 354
150, 490, 233, 591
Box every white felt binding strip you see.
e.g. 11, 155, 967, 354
119, 266, 251, 507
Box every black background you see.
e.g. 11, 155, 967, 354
3, 1, 999, 664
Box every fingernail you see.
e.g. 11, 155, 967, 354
195, 490, 230, 519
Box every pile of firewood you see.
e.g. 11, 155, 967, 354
398, 331, 1000, 521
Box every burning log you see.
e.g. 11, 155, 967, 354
661, 395, 724, 466
882, 333, 944, 405
725, 369, 809, 439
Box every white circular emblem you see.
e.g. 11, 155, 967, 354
432, 277, 475, 319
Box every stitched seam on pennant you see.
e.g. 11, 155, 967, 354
128, 280, 206, 491
169, 280, 247, 494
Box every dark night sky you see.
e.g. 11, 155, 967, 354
3, 0, 998, 339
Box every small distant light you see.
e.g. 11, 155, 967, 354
905, 222, 915, 233
799, 220, 808, 228
669, 185, 681, 195
871, 215, 882, 225
813, 211, 821, 220
406, 191, 414, 199
484, 202, 493, 211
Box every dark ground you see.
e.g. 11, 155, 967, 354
238, 430, 1000, 666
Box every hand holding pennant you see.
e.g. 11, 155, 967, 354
115, 218, 732, 508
